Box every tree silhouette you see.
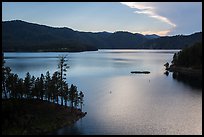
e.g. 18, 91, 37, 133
24, 72, 32, 98
2, 52, 86, 115
79, 91, 84, 111
5, 69, 14, 98
2, 52, 6, 98
35, 77, 41, 99
171, 42, 202, 68
51, 71, 60, 103
69, 84, 78, 109
30, 76, 36, 99
17, 78, 24, 99
10, 74, 19, 98
63, 82, 69, 107
58, 55, 69, 106
39, 74, 45, 100
45, 71, 52, 101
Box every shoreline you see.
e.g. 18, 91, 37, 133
2, 98, 87, 135
167, 65, 202, 80
2, 49, 98, 53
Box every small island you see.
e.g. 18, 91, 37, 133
131, 71, 150, 74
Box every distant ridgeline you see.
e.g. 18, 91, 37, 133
2, 20, 202, 52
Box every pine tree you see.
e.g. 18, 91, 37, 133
17, 78, 24, 99
24, 72, 32, 98
79, 91, 84, 111
51, 71, 60, 103
58, 55, 69, 106
45, 71, 52, 101
39, 74, 45, 100
30, 76, 36, 99
63, 83, 69, 107
69, 84, 78, 109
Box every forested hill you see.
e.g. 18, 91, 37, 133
2, 20, 202, 52
171, 42, 202, 69
168, 42, 202, 83
139, 32, 202, 49
2, 20, 98, 52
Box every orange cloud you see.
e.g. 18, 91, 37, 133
140, 30, 171, 36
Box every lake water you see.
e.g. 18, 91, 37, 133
4, 50, 202, 135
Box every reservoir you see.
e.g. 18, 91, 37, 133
4, 50, 202, 135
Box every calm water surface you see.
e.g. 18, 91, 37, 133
4, 50, 202, 135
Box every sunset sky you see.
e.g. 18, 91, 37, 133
2, 2, 202, 36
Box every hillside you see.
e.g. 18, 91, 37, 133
168, 42, 202, 85
171, 42, 202, 69
2, 20, 98, 52
140, 33, 202, 49
2, 20, 202, 52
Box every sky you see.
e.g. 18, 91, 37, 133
2, 2, 202, 36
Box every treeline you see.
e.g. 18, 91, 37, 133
171, 42, 202, 69
2, 53, 85, 111
3, 42, 98, 52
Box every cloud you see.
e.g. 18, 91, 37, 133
140, 30, 171, 36
120, 2, 176, 28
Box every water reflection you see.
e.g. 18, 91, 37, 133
172, 72, 202, 89
164, 71, 169, 76
50, 123, 83, 135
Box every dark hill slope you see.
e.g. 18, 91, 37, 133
2, 20, 202, 51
